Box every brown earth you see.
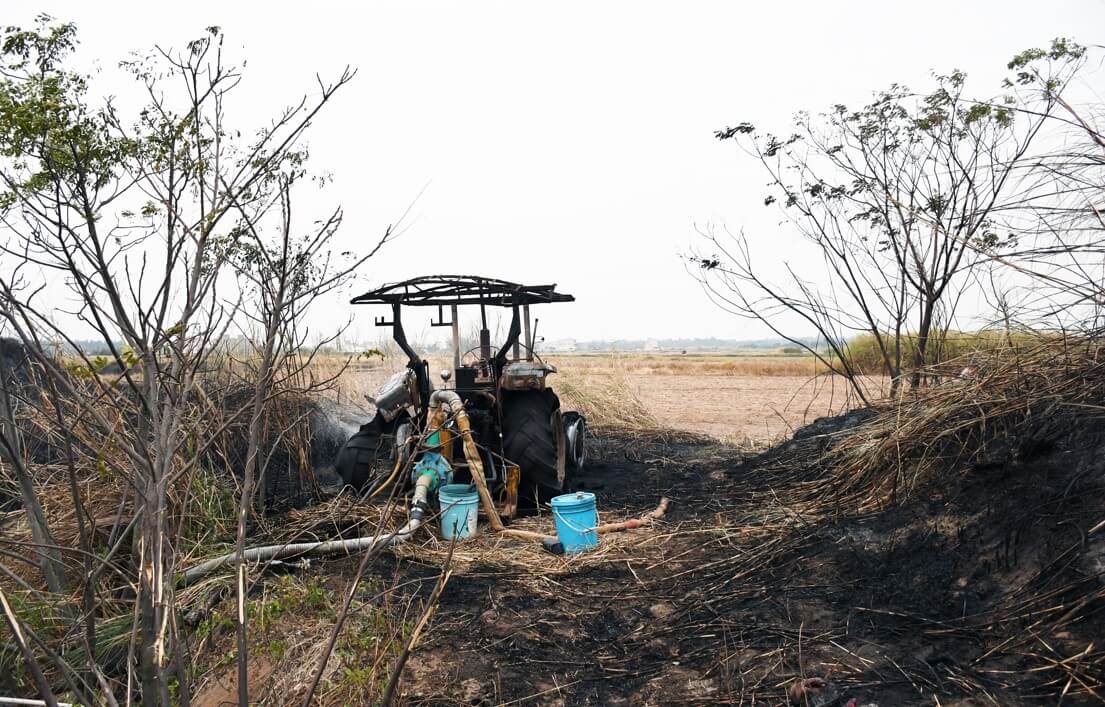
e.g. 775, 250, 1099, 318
388, 415, 1104, 705
208, 353, 1102, 704
625, 372, 866, 443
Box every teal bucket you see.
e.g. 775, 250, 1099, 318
550, 491, 599, 553
438, 484, 479, 540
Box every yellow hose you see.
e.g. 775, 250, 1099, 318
429, 391, 504, 531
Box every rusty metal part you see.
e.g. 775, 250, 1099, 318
429, 390, 504, 531
500, 361, 557, 391
423, 406, 454, 459
596, 497, 670, 535
370, 368, 419, 422
351, 275, 574, 308
499, 464, 520, 519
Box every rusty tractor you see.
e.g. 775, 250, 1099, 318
334, 275, 587, 510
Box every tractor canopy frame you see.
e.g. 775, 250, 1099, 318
351, 275, 574, 408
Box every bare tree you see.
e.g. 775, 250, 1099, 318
988, 40, 1105, 324
223, 173, 392, 706
698, 56, 1081, 393
0, 19, 357, 704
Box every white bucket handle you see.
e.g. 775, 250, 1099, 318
553, 507, 596, 534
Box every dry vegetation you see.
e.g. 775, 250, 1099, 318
1, 19, 1104, 707
561, 352, 822, 377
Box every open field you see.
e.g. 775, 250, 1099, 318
335, 352, 878, 444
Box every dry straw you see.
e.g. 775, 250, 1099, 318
827, 334, 1105, 509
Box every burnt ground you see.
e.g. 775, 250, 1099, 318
371, 412, 1105, 706
191, 410, 1105, 706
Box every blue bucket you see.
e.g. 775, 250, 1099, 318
438, 484, 479, 539
550, 492, 599, 553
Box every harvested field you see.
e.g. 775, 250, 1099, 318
337, 352, 879, 445
626, 373, 865, 443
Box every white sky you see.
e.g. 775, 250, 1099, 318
16, 0, 1105, 344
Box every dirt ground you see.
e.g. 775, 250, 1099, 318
384, 416, 1104, 705
626, 372, 862, 443
190, 405, 1104, 705
212, 354, 1101, 704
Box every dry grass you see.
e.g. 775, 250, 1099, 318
828, 335, 1105, 507
182, 490, 683, 705
554, 357, 661, 433
246, 489, 677, 579
558, 351, 822, 377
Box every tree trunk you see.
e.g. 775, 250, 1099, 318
911, 299, 936, 389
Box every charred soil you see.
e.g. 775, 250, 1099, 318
192, 408, 1104, 705
388, 408, 1104, 705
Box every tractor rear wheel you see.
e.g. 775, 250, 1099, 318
335, 414, 408, 492
501, 389, 566, 502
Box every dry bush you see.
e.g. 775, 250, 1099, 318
827, 333, 1105, 508
554, 357, 661, 432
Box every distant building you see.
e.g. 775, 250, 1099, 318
546, 338, 577, 352
643, 338, 660, 352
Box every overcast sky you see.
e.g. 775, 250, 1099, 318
15, 1, 1105, 344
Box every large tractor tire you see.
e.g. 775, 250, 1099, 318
501, 389, 566, 502
335, 414, 409, 492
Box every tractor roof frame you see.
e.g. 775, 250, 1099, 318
351, 275, 574, 408
350, 275, 574, 308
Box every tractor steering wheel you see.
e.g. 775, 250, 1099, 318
461, 346, 489, 367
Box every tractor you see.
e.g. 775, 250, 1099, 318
334, 275, 587, 507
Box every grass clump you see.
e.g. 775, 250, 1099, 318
843, 329, 1045, 376
828, 333, 1105, 507
555, 357, 660, 432
186, 571, 417, 706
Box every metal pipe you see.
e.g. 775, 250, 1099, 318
523, 305, 532, 361
494, 300, 521, 368
451, 304, 460, 370
479, 302, 491, 361
180, 475, 433, 586
183, 392, 505, 585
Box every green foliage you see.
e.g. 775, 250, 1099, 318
250, 575, 333, 630
181, 467, 236, 554
1007, 38, 1084, 85
0, 589, 133, 691
264, 638, 288, 660
0, 16, 134, 203
334, 592, 411, 700
844, 330, 1039, 375
713, 62, 1054, 250
63, 345, 145, 379
195, 612, 234, 645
